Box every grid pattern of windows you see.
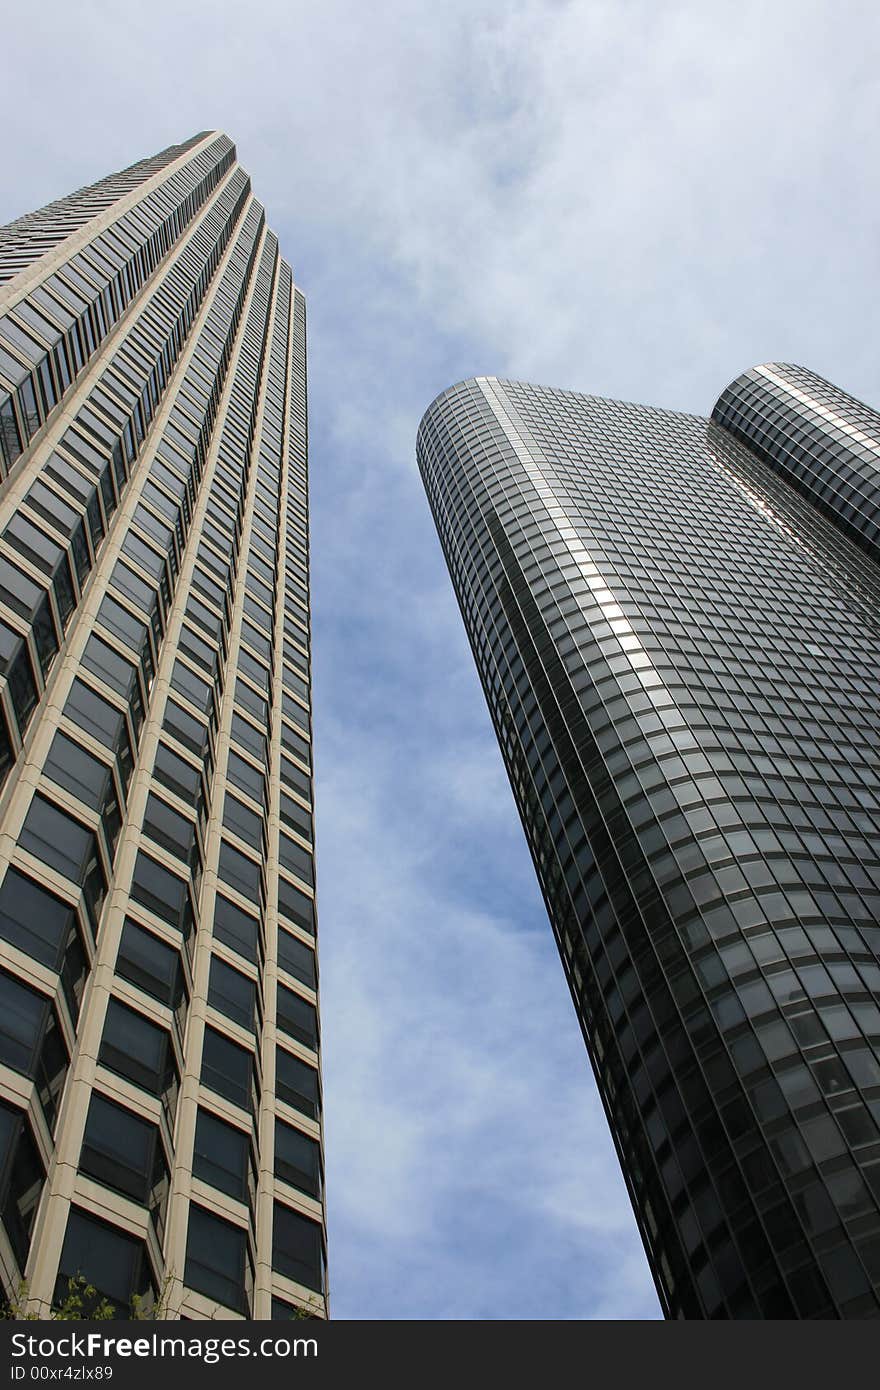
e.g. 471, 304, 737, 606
418, 368, 880, 1320
0, 133, 324, 1320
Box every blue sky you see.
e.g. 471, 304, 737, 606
3, 0, 879, 1320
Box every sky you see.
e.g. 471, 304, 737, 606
2, 0, 879, 1320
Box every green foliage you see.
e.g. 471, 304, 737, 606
5, 1273, 321, 1320
3, 1276, 114, 1320
4, 1272, 173, 1320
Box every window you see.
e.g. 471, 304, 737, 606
278, 833, 312, 886
63, 679, 124, 749
238, 648, 269, 692
80, 1092, 166, 1208
272, 1202, 324, 1293
81, 634, 138, 700
201, 1027, 252, 1110
170, 659, 212, 714
142, 794, 196, 863
271, 1296, 312, 1320
44, 731, 111, 810
163, 699, 208, 757
112, 560, 159, 628
0, 623, 38, 736
277, 877, 314, 935
115, 919, 185, 1008
192, 1109, 249, 1200
0, 556, 47, 623
0, 1100, 44, 1269
274, 1120, 321, 1199
97, 595, 148, 655
99, 998, 176, 1100
230, 712, 264, 760
279, 755, 310, 801
227, 750, 264, 803
212, 895, 258, 963
277, 930, 316, 989
222, 794, 262, 849
276, 986, 318, 1051
19, 794, 95, 882
275, 1048, 320, 1120
0, 867, 77, 970
185, 1205, 248, 1313
153, 742, 200, 803
130, 852, 190, 932
217, 841, 260, 899
235, 678, 267, 723
57, 1209, 152, 1316
208, 957, 255, 1031
281, 724, 310, 767
280, 794, 311, 841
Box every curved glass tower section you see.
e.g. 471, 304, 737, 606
417, 367, 880, 1319
0, 134, 325, 1319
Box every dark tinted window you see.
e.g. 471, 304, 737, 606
277, 931, 316, 989
200, 1027, 251, 1110
222, 794, 262, 850
80, 1093, 165, 1207
217, 841, 260, 899
63, 679, 124, 748
162, 699, 207, 757
274, 1119, 321, 1199
192, 1109, 249, 1201
0, 1100, 44, 1268
44, 731, 111, 810
153, 742, 200, 803
115, 919, 185, 1008
272, 1202, 324, 1293
279, 794, 311, 842
57, 1208, 151, 1315
19, 794, 94, 882
0, 868, 76, 969
226, 750, 264, 803
130, 852, 189, 931
212, 895, 258, 963
277, 876, 314, 935
275, 1048, 320, 1120
170, 659, 212, 714
81, 635, 137, 699
208, 958, 255, 1031
278, 834, 312, 886
185, 1205, 247, 1314
99, 998, 175, 1099
0, 971, 51, 1075
230, 712, 264, 759
276, 985, 318, 1051
142, 794, 195, 862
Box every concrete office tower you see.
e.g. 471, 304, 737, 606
0, 134, 325, 1318
418, 366, 880, 1319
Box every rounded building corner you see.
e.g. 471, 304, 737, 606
709, 362, 794, 424
416, 377, 490, 446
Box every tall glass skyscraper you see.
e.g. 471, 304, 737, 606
0, 134, 325, 1318
418, 366, 880, 1319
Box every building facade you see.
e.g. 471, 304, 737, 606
417, 367, 880, 1319
0, 133, 325, 1318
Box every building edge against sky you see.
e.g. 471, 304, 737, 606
417, 366, 880, 1318
0, 132, 325, 1317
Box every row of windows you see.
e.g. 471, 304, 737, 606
0, 177, 257, 793
46, 1198, 324, 1317
0, 135, 236, 478
0, 133, 229, 281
